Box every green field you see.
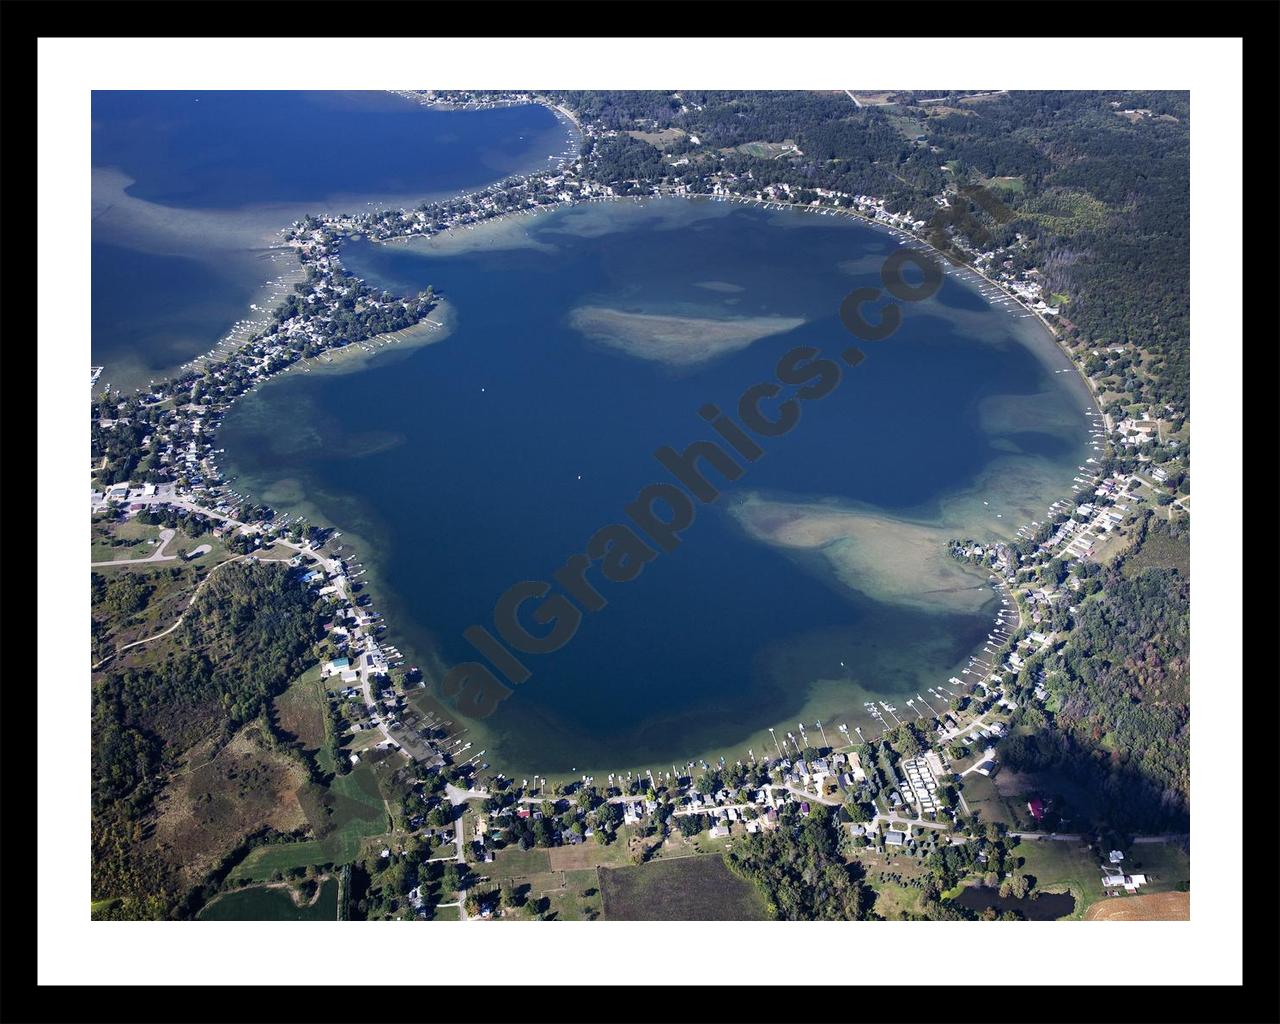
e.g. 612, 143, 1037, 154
870, 880, 925, 920
1124, 840, 1191, 892
1013, 838, 1105, 919
1122, 528, 1190, 578
490, 846, 551, 877
91, 517, 162, 561
960, 773, 1025, 828
198, 879, 338, 921
1025, 188, 1110, 233
735, 139, 800, 159
274, 664, 336, 775
231, 765, 388, 880
599, 854, 771, 921
627, 128, 686, 149
984, 175, 1025, 194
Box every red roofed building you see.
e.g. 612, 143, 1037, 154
1027, 797, 1045, 822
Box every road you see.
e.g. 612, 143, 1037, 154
91, 553, 250, 670
445, 783, 488, 864
959, 749, 998, 776
91, 527, 179, 567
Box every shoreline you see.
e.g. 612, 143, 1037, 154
103, 98, 1106, 783
92, 96, 579, 393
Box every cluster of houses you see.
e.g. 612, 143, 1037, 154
1100, 849, 1149, 894
899, 755, 943, 814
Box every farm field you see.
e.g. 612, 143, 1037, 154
198, 878, 339, 921
1083, 891, 1189, 920
598, 854, 770, 921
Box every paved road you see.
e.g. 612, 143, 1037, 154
91, 528, 178, 567
959, 749, 998, 776
445, 784, 489, 864
1010, 832, 1084, 841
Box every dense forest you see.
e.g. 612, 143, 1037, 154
91, 561, 323, 918
924, 91, 1190, 408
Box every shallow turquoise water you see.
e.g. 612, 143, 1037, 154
91, 92, 572, 388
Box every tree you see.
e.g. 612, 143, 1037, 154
845, 800, 872, 823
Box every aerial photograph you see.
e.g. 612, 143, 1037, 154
88, 86, 1194, 926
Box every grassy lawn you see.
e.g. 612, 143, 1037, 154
546, 868, 605, 921
485, 848, 604, 921
1090, 526, 1138, 565
984, 175, 1025, 194
626, 128, 686, 148
91, 518, 162, 561
1013, 838, 1105, 919
547, 839, 635, 871
599, 854, 771, 921
960, 772, 1024, 828
870, 880, 925, 920
490, 846, 551, 877
1125, 840, 1191, 892
735, 139, 800, 159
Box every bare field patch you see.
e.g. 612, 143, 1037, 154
599, 854, 770, 921
151, 724, 309, 887
1083, 891, 1189, 920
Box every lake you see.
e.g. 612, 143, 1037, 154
219, 196, 1094, 775
91, 91, 575, 390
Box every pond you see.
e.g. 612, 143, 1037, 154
952, 883, 1076, 920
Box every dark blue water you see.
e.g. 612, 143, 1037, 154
93, 91, 570, 210
91, 242, 268, 381
220, 200, 1088, 771
91, 92, 571, 388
